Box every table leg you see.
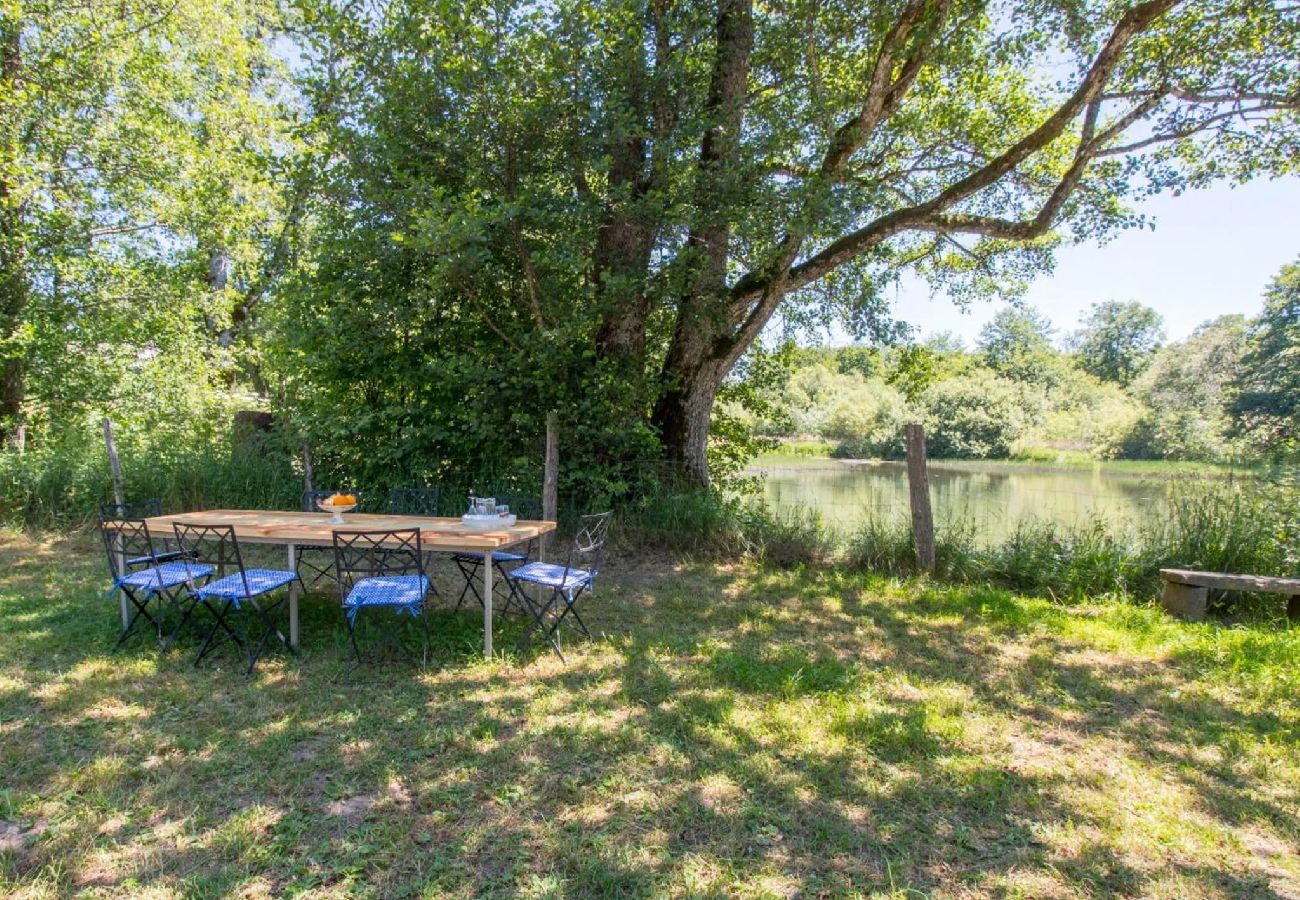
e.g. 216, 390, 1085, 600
287, 543, 300, 649
483, 549, 493, 658
113, 535, 129, 628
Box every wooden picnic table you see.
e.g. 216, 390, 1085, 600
141, 509, 556, 658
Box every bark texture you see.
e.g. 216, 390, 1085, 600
0, 18, 27, 445
652, 0, 753, 483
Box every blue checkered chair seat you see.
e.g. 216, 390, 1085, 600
116, 561, 214, 592
194, 568, 298, 606
451, 549, 528, 564
506, 562, 594, 597
343, 575, 429, 621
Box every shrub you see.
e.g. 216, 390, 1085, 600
982, 518, 1141, 600
846, 514, 980, 582
921, 371, 1026, 458
822, 377, 909, 459
0, 426, 300, 528
745, 505, 841, 568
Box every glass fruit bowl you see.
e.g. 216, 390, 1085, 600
317, 495, 358, 524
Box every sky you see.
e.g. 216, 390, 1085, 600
881, 175, 1300, 348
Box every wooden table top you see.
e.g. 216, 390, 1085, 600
143, 510, 555, 551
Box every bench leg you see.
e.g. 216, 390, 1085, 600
1162, 581, 1207, 621
1289, 595, 1300, 622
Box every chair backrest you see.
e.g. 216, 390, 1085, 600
388, 487, 439, 517
331, 528, 425, 604
462, 492, 542, 519
172, 523, 248, 594
99, 513, 158, 580
303, 489, 363, 513
99, 498, 163, 521
562, 511, 613, 587
499, 493, 543, 521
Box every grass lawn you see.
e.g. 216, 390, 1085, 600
2, 530, 1298, 898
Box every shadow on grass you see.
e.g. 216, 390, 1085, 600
1, 534, 1297, 896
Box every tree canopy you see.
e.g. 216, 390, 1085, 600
284, 0, 1298, 483
1232, 258, 1300, 453
977, 306, 1057, 381
1075, 300, 1165, 386
2, 0, 1298, 496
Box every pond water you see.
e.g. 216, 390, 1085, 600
751, 458, 1197, 544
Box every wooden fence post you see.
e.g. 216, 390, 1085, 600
905, 423, 935, 574
542, 411, 559, 557
102, 418, 124, 507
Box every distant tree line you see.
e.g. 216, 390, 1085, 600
731, 256, 1300, 463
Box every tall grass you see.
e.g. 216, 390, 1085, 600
4, 429, 1296, 620
0, 433, 300, 528
617, 485, 840, 566
840, 479, 1299, 612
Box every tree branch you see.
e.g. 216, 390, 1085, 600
732, 0, 1180, 305
726, 0, 953, 339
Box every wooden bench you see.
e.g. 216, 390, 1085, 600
1159, 568, 1300, 621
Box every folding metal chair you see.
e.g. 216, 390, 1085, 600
173, 523, 301, 676
99, 499, 187, 568
296, 489, 363, 587
332, 528, 433, 676
452, 494, 541, 615
387, 486, 439, 516
99, 505, 213, 649
506, 511, 612, 661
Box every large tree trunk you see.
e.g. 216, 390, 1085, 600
650, 0, 752, 485
591, 18, 664, 370
591, 134, 653, 365
0, 18, 26, 447
651, 315, 730, 485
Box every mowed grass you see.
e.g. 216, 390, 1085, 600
2, 531, 1299, 898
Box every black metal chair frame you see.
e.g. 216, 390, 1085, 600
99, 509, 182, 650
388, 487, 444, 580
99, 498, 188, 568
512, 511, 612, 662
173, 522, 301, 676
453, 494, 542, 616
387, 486, 439, 517
296, 489, 364, 587
332, 528, 434, 677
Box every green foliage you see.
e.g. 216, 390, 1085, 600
617, 486, 840, 566
744, 268, 1299, 468
1, 0, 1298, 513
821, 378, 908, 459
921, 370, 1026, 459
983, 519, 1144, 600
1145, 479, 1298, 583
1, 0, 297, 437
840, 477, 1299, 607
977, 306, 1057, 383
1105, 316, 1248, 461
1074, 300, 1165, 386
846, 515, 981, 582
0, 426, 298, 528
1232, 257, 1300, 454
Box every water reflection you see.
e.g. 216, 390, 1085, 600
756, 460, 1175, 544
